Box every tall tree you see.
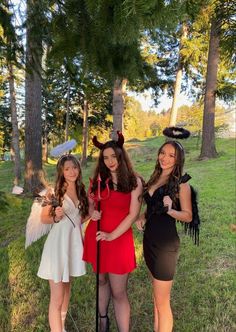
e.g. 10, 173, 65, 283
24, 0, 45, 193
64, 79, 70, 141
169, 23, 188, 126
81, 98, 88, 167
200, 0, 235, 158
112, 78, 127, 138
8, 63, 21, 183
50, 0, 160, 135
200, 16, 219, 158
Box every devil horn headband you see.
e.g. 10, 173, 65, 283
92, 131, 125, 150
92, 136, 104, 149
117, 130, 124, 147
163, 127, 190, 139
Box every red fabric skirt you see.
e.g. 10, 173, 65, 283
83, 190, 136, 274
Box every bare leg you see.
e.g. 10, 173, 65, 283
109, 273, 130, 332
61, 282, 71, 331
48, 280, 71, 332
61, 311, 67, 332
147, 270, 158, 331
99, 273, 111, 331
153, 295, 158, 332
49, 280, 64, 332
152, 278, 173, 332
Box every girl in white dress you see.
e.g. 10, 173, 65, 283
37, 155, 89, 332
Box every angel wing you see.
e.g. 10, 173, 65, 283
25, 189, 52, 248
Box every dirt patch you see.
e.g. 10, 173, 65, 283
229, 224, 236, 233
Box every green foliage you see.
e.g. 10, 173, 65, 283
144, 0, 235, 104
0, 80, 11, 155
181, 1, 236, 101
176, 102, 231, 135
124, 95, 170, 139
216, 0, 236, 63
42, 57, 113, 149
0, 137, 235, 331
49, 0, 161, 84
0, 1, 22, 63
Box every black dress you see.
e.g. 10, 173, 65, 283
143, 185, 180, 281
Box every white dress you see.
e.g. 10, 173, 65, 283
37, 194, 86, 283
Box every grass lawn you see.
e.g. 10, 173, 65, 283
0, 136, 235, 332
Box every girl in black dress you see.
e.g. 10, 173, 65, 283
136, 138, 192, 332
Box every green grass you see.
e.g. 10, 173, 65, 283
0, 137, 235, 332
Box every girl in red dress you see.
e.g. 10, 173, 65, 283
83, 132, 143, 332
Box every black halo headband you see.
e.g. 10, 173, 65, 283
163, 127, 190, 139
92, 131, 124, 150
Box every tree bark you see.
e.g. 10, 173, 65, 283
65, 79, 70, 141
8, 63, 21, 185
111, 78, 127, 139
200, 17, 220, 159
24, 0, 44, 194
42, 107, 48, 163
81, 99, 89, 167
169, 23, 188, 126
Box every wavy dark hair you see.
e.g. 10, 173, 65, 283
54, 155, 88, 218
145, 140, 185, 207
91, 141, 138, 193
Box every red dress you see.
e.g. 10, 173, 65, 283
83, 189, 136, 274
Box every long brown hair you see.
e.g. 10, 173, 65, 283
54, 155, 88, 218
146, 141, 185, 206
91, 141, 138, 193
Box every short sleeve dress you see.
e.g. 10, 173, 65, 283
83, 188, 136, 274
143, 185, 180, 281
37, 194, 86, 283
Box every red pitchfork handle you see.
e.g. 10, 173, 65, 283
88, 175, 110, 332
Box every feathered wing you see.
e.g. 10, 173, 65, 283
186, 186, 200, 245
180, 174, 200, 245
25, 189, 52, 248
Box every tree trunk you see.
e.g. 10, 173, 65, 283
8, 63, 21, 185
65, 79, 70, 141
42, 44, 49, 163
169, 23, 188, 126
42, 107, 48, 163
200, 17, 220, 159
24, 0, 44, 194
111, 78, 127, 139
81, 99, 89, 167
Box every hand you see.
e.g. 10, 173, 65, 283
135, 218, 146, 231
96, 231, 113, 241
163, 195, 173, 211
91, 210, 102, 221
54, 206, 64, 221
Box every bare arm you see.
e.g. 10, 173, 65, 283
87, 196, 102, 221
165, 182, 192, 222
41, 204, 64, 224
88, 196, 95, 215
97, 177, 143, 241
41, 204, 54, 224
135, 210, 146, 231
